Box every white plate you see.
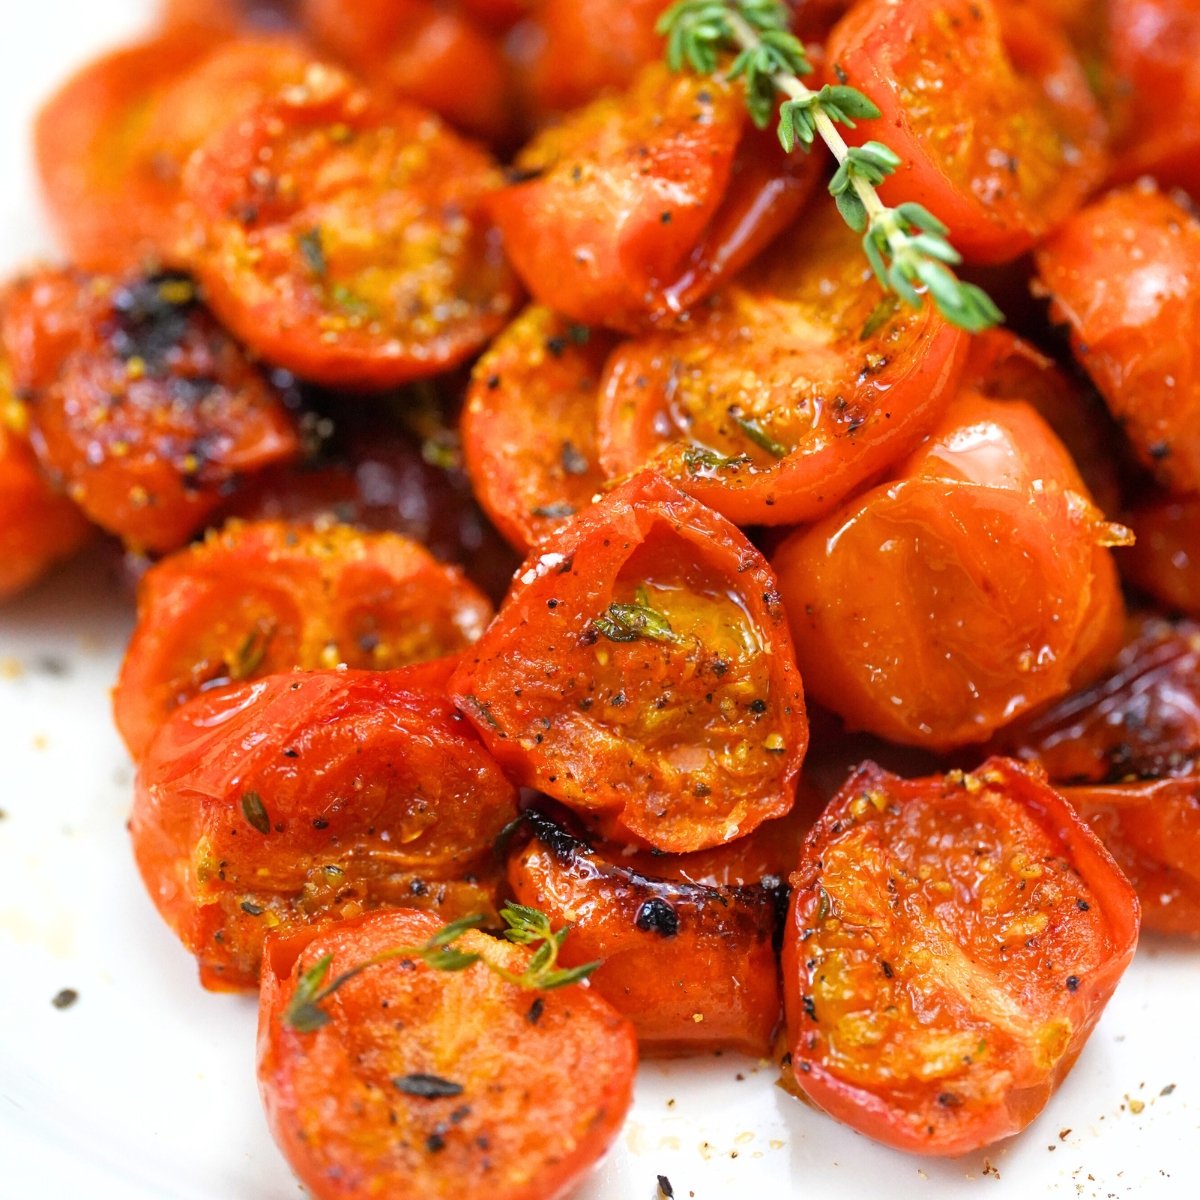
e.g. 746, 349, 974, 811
1, 5, 1197, 1197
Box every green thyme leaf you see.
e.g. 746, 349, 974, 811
593, 598, 678, 644
735, 416, 788, 458
860, 294, 900, 341
298, 226, 326, 276
241, 791, 270, 835
228, 620, 275, 681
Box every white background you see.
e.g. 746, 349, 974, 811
0, 3, 1197, 1197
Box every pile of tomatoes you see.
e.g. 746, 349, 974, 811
4, 0, 1200, 1191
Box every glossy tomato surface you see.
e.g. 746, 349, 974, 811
113, 519, 493, 760
258, 908, 637, 1200
450, 472, 808, 853
1122, 493, 1200, 616
599, 198, 967, 527
783, 759, 1139, 1155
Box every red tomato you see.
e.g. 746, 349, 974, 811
113, 519, 494, 760
458, 0, 532, 31
1106, 0, 1200, 194
827, 0, 1107, 263
1036, 182, 1200, 494
1122, 493, 1200, 616
782, 758, 1139, 1155
300, 0, 516, 143
25, 271, 299, 554
772, 391, 1125, 749
461, 305, 616, 552
258, 908, 637, 1200
508, 808, 783, 1057
1, 267, 100, 394
183, 65, 520, 390
449, 471, 809, 853
599, 197, 968, 527
132, 669, 518, 989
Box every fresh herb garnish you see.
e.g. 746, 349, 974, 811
682, 445, 751, 474
658, 0, 1002, 332
298, 226, 327, 276
282, 906, 600, 1033
227, 620, 275, 681
593, 587, 679, 644
734, 415, 788, 458
241, 790, 271, 835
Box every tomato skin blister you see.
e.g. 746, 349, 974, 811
449, 471, 808, 853
782, 758, 1139, 1156
113, 518, 493, 760
258, 908, 638, 1200
508, 809, 784, 1057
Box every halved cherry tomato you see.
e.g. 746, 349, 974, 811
25, 271, 298, 554
508, 808, 782, 1056
598, 197, 967, 527
1106, 0, 1200, 193
301, 0, 516, 143
1036, 182, 1200, 494
1122, 493, 1200, 616
772, 391, 1125, 749
518, 0, 665, 118
113, 519, 493, 760
259, 908, 637, 1200
492, 64, 821, 333
1, 267, 100, 393
461, 305, 616, 552
132, 669, 518, 990
782, 758, 1139, 1155
183, 64, 520, 390
827, 0, 1107, 264
449, 471, 808, 852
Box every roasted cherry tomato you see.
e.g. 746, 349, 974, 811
25, 271, 298, 554
493, 65, 821, 333
113, 519, 493, 760
508, 808, 783, 1057
461, 306, 616, 552
826, 0, 1107, 264
1106, 0, 1200, 193
1, 267, 100, 394
258, 908, 637, 1200
183, 65, 520, 390
1122, 493, 1200, 616
783, 758, 1139, 1155
449, 472, 808, 852
301, 0, 516, 143
519, 0, 665, 118
1037, 182, 1200, 495
132, 669, 518, 990
773, 391, 1125, 750
599, 197, 967, 527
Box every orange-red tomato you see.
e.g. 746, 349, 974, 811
1, 267, 100, 393
1106, 0, 1200, 193
183, 65, 520, 390
113, 519, 493, 760
449, 471, 809, 853
492, 64, 822, 333
301, 0, 516, 143
25, 272, 298, 554
827, 0, 1107, 264
461, 305, 616, 552
1036, 183, 1200, 494
773, 391, 1125, 750
508, 808, 783, 1057
599, 197, 968, 527
782, 759, 1139, 1155
1122, 493, 1200, 616
132, 669, 518, 990
258, 908, 638, 1200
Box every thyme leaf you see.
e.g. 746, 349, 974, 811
593, 587, 679, 644
734, 415, 788, 458
241, 791, 271, 835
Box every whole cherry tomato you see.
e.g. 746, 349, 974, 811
772, 391, 1126, 750
783, 758, 1139, 1155
449, 471, 809, 853
508, 808, 783, 1056
132, 669, 519, 989
598, 197, 968, 527
183, 65, 520, 390
258, 908, 637, 1200
492, 64, 822, 333
1122, 493, 1200, 616
1037, 182, 1200, 495
461, 305, 616, 552
113, 519, 493, 760
24, 271, 299, 554
827, 0, 1107, 264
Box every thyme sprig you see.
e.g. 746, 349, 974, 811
593, 586, 679, 644
284, 906, 599, 1033
657, 0, 1002, 333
